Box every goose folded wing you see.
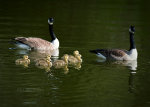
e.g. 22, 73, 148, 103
96, 49, 127, 57
15, 37, 54, 49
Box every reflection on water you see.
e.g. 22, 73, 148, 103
113, 60, 137, 71
128, 72, 136, 93
96, 59, 137, 94
97, 59, 137, 71
16, 48, 59, 58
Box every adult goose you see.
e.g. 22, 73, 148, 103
90, 26, 138, 61
13, 18, 59, 50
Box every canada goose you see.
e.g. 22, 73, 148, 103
35, 55, 52, 69
15, 55, 30, 67
90, 26, 138, 61
53, 54, 69, 68
13, 18, 59, 50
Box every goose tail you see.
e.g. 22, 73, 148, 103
10, 37, 17, 44
89, 49, 99, 54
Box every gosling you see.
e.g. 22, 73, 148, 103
53, 54, 69, 68
35, 55, 52, 69
68, 50, 82, 64
15, 55, 30, 64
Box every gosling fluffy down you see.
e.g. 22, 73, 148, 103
53, 54, 69, 68
35, 55, 52, 68
15, 55, 30, 64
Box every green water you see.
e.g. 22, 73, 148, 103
0, 0, 150, 107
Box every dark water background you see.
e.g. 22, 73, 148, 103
0, 0, 150, 107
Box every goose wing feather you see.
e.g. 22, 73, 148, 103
15, 37, 54, 50
91, 49, 128, 58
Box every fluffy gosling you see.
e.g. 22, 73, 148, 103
53, 54, 69, 68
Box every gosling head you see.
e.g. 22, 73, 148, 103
63, 54, 69, 63
76, 55, 82, 62
23, 55, 29, 60
46, 59, 51, 62
73, 50, 79, 56
46, 59, 52, 66
46, 55, 51, 61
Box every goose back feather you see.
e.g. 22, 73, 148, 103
14, 37, 55, 50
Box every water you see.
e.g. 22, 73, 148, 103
0, 0, 150, 107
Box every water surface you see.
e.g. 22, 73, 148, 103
0, 0, 150, 107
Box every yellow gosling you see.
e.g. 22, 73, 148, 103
53, 54, 69, 68
15, 55, 30, 67
68, 51, 82, 64
15, 55, 30, 64
35, 55, 52, 69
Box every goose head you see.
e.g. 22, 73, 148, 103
129, 26, 135, 34
48, 18, 54, 25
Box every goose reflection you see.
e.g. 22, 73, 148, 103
16, 48, 59, 59
113, 60, 137, 71
97, 59, 137, 71
128, 72, 136, 93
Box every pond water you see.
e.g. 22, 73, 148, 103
0, 0, 150, 107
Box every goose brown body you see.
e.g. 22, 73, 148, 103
90, 49, 129, 60
14, 37, 56, 50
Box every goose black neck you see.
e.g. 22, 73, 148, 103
49, 24, 56, 42
129, 32, 136, 50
